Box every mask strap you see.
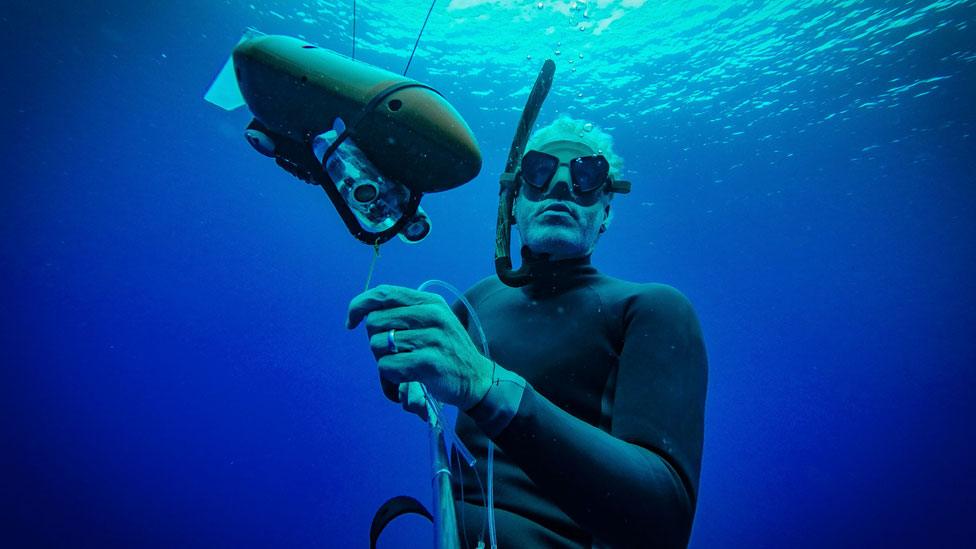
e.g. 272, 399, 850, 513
609, 179, 632, 194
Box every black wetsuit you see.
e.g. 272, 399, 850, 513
451, 254, 707, 548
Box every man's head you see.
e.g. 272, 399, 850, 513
514, 116, 624, 260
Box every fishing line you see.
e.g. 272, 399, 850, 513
363, 241, 381, 292
403, 0, 438, 76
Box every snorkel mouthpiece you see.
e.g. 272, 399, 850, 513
205, 30, 482, 245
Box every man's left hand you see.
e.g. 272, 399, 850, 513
346, 284, 494, 412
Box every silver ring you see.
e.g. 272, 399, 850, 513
387, 329, 399, 354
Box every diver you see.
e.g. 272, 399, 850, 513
346, 115, 708, 548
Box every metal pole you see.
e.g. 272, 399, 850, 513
429, 411, 461, 549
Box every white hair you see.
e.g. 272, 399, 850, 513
524, 115, 623, 177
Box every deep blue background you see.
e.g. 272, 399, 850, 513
3, 1, 975, 547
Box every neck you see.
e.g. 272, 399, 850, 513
521, 246, 590, 266
519, 246, 595, 294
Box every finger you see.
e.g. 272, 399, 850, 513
368, 328, 429, 358
346, 285, 445, 329
369, 330, 395, 359
376, 351, 419, 386
413, 383, 431, 422
403, 382, 429, 422
364, 304, 444, 337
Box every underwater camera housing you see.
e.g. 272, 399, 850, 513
205, 29, 482, 245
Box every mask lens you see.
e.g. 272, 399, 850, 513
520, 151, 559, 189
571, 155, 610, 193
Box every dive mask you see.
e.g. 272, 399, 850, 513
519, 150, 631, 204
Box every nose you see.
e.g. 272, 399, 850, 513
545, 164, 573, 199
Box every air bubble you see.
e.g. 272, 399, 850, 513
583, 122, 594, 132
536, 2, 543, 8
554, 49, 561, 56
577, 92, 583, 98
579, 25, 586, 31
578, 52, 584, 59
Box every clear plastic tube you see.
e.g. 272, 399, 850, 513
421, 383, 475, 467
417, 279, 498, 549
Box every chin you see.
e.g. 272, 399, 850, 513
525, 231, 587, 258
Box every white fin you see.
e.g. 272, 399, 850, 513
203, 28, 264, 111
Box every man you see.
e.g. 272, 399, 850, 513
347, 116, 707, 548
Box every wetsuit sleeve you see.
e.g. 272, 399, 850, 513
484, 285, 708, 548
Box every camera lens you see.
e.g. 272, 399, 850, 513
352, 182, 379, 203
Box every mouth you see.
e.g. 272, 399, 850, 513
540, 202, 575, 219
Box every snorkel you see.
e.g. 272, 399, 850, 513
495, 59, 557, 288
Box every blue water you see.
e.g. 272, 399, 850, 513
3, 1, 975, 547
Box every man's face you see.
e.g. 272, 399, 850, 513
514, 140, 611, 260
